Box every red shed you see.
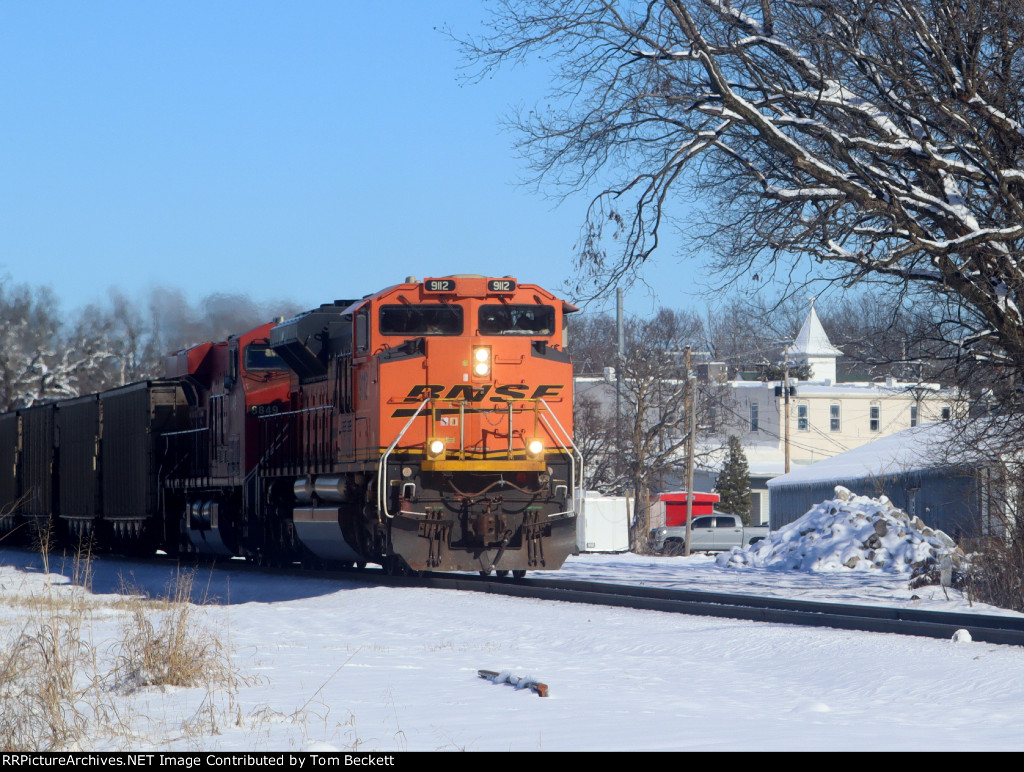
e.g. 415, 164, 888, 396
659, 492, 720, 527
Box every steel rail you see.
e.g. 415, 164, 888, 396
368, 572, 1024, 647
153, 557, 1024, 646
14, 545, 1021, 647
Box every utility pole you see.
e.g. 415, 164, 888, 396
684, 346, 695, 558
616, 287, 623, 442
616, 287, 629, 542
783, 344, 791, 475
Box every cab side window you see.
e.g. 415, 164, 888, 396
356, 307, 369, 353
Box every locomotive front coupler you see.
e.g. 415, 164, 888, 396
466, 495, 504, 539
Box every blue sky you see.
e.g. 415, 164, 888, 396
0, 1, 714, 318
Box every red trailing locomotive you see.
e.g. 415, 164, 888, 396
0, 276, 581, 575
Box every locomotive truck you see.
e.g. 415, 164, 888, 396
0, 275, 581, 576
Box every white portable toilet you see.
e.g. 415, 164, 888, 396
575, 494, 630, 553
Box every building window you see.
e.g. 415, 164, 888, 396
797, 403, 809, 431
870, 404, 880, 432
830, 403, 841, 432
910, 405, 918, 427
941, 405, 951, 420
749, 402, 759, 433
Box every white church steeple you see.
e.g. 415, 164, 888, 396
790, 301, 842, 383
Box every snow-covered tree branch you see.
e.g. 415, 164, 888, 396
0, 279, 305, 411
462, 0, 1024, 377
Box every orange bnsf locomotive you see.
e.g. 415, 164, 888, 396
0, 276, 581, 576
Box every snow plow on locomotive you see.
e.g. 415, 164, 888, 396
0, 276, 582, 577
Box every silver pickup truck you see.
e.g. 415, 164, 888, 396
652, 513, 768, 554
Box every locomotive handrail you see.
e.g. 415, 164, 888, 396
423, 397, 555, 464
258, 421, 289, 469
162, 427, 209, 436
377, 397, 433, 522
255, 406, 329, 472
261, 404, 332, 419
378, 395, 580, 522
538, 398, 584, 519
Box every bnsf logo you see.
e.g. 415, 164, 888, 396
391, 384, 564, 417
402, 384, 564, 403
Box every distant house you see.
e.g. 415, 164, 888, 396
697, 303, 960, 525
766, 422, 1003, 541
571, 303, 962, 528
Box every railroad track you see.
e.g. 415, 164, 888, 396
371, 571, 1024, 647
8, 546, 1023, 647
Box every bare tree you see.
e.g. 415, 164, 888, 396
462, 0, 1024, 393
567, 312, 619, 375
0, 279, 306, 410
571, 307, 725, 546
573, 392, 621, 492
0, 282, 117, 410
817, 293, 957, 382
71, 289, 165, 391
703, 292, 810, 374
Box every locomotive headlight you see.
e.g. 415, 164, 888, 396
427, 438, 446, 459
472, 346, 491, 377
526, 438, 545, 460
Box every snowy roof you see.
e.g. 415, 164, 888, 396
789, 382, 946, 396
747, 460, 790, 477
791, 305, 843, 358
767, 422, 971, 488
726, 379, 949, 397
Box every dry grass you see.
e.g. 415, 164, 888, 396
114, 569, 229, 692
969, 526, 1024, 612
0, 539, 241, 750
0, 532, 99, 750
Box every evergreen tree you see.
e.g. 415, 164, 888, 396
716, 437, 751, 525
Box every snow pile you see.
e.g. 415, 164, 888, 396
717, 486, 965, 573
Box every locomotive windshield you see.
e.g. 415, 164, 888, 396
379, 304, 464, 335
478, 305, 555, 335
244, 343, 289, 372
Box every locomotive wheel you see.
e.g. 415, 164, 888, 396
478, 570, 491, 577
495, 570, 510, 578
512, 570, 527, 579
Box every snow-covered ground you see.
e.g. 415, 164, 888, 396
2, 543, 1023, 752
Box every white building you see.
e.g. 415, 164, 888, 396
571, 303, 960, 527
701, 304, 959, 524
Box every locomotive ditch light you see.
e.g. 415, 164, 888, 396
472, 345, 491, 378
427, 437, 446, 460
526, 438, 545, 460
